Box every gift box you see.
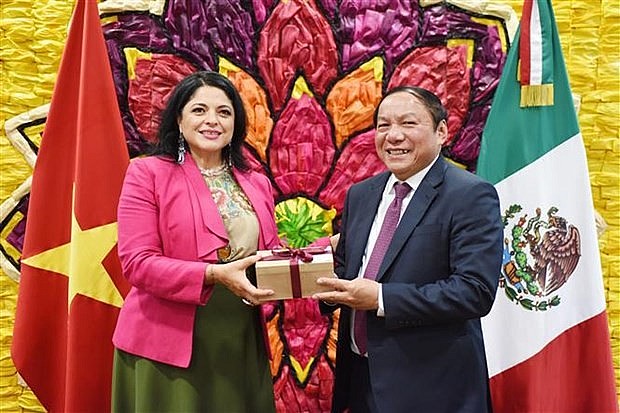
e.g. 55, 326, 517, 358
255, 246, 334, 301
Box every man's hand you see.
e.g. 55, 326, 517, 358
313, 277, 379, 310
329, 233, 340, 250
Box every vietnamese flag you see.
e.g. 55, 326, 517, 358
11, 0, 131, 411
478, 0, 617, 412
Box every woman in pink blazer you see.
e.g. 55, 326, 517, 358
112, 71, 280, 412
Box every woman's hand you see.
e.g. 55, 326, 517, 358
207, 255, 274, 305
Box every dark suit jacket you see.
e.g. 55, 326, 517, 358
331, 157, 503, 413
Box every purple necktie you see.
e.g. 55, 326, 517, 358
354, 182, 412, 355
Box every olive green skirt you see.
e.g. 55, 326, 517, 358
112, 285, 275, 413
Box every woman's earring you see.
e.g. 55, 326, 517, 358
227, 143, 232, 167
177, 132, 186, 164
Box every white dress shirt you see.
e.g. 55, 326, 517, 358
351, 155, 438, 355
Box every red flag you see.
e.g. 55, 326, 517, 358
11, 0, 130, 411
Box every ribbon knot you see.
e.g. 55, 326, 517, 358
268, 246, 326, 263
260, 246, 329, 298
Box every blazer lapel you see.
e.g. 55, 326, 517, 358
180, 157, 228, 258
347, 172, 390, 280
376, 158, 446, 282
233, 169, 273, 249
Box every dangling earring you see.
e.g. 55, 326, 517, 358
177, 132, 186, 164
227, 143, 232, 167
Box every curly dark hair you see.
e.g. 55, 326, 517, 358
152, 71, 249, 170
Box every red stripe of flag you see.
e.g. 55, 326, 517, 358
489, 312, 618, 412
520, 0, 533, 85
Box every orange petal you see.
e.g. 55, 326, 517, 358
326, 57, 383, 148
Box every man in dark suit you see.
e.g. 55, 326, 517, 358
314, 86, 503, 413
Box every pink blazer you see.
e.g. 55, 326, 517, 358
112, 155, 280, 367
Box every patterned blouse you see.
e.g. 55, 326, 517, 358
201, 167, 259, 262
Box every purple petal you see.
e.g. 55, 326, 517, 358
420, 5, 506, 103
448, 104, 490, 170
252, 0, 275, 24
6, 195, 29, 253
317, 0, 338, 20
338, 0, 420, 72
165, 0, 255, 70
104, 15, 175, 156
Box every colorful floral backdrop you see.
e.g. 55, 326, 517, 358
1, 0, 618, 411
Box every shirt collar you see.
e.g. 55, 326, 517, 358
385, 153, 440, 193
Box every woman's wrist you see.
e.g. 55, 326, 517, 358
205, 263, 218, 285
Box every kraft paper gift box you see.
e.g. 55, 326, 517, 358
255, 246, 334, 301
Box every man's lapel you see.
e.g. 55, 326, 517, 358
376, 157, 446, 282
347, 172, 390, 280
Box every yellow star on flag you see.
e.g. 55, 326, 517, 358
21, 205, 124, 309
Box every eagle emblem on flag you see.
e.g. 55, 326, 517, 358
500, 204, 581, 311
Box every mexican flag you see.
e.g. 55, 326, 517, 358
11, 0, 130, 411
477, 0, 618, 412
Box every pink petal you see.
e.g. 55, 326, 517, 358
127, 53, 195, 142
389, 45, 471, 146
269, 93, 335, 196
258, 0, 338, 111
320, 130, 386, 213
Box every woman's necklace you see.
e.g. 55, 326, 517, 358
198, 163, 229, 177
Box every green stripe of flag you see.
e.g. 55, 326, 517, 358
477, 0, 579, 185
